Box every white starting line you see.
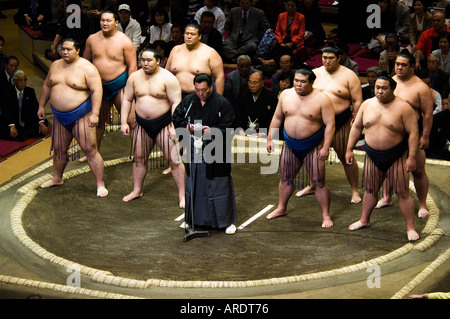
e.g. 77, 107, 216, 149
174, 204, 275, 230
238, 204, 274, 230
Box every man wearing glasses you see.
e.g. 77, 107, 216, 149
0, 70, 48, 140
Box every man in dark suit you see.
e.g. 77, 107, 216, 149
0, 70, 48, 140
223, 0, 270, 63
427, 54, 450, 99
199, 11, 223, 56
235, 70, 277, 135
0, 56, 20, 90
14, 0, 52, 27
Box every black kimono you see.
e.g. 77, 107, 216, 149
172, 91, 238, 229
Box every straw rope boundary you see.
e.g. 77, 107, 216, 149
1, 137, 448, 297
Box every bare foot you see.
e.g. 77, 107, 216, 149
97, 186, 108, 197
78, 156, 87, 162
295, 185, 315, 197
351, 191, 361, 204
322, 216, 334, 228
375, 199, 392, 209
40, 178, 63, 188
407, 229, 420, 241
122, 191, 143, 202
162, 167, 172, 175
418, 208, 429, 219
266, 208, 287, 219
349, 220, 370, 231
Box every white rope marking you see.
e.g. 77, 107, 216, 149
238, 204, 274, 230
174, 213, 184, 221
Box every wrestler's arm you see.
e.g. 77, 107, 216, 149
166, 73, 182, 114
403, 102, 419, 172
84, 62, 103, 127
38, 66, 53, 120
124, 40, 138, 74
418, 84, 434, 150
348, 72, 363, 116
82, 35, 93, 61
319, 94, 335, 160
267, 94, 285, 153
120, 73, 136, 136
345, 101, 366, 165
210, 51, 225, 95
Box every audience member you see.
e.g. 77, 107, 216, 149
0, 36, 6, 67
390, 0, 411, 45
409, 0, 433, 51
298, 0, 326, 50
254, 0, 285, 30
223, 0, 270, 63
157, 0, 185, 26
415, 10, 450, 70
425, 53, 450, 98
417, 68, 443, 114
339, 42, 359, 75
367, 0, 397, 58
224, 55, 256, 112
199, 11, 223, 55
275, 70, 294, 98
151, 40, 169, 67
379, 42, 401, 76
431, 31, 450, 74
50, 0, 90, 60
0, 56, 20, 89
0, 70, 48, 140
194, 0, 226, 37
235, 70, 277, 136
166, 23, 184, 55
117, 4, 142, 51
147, 6, 172, 44
129, 0, 150, 31
427, 94, 450, 159
14, 0, 52, 27
185, 0, 204, 25
379, 33, 402, 60
271, 54, 295, 97
272, 0, 306, 66
362, 66, 381, 100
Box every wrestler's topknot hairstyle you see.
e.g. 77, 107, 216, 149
377, 71, 397, 90
396, 48, 414, 66
321, 43, 343, 57
62, 37, 81, 50
139, 47, 161, 61
185, 21, 203, 36
295, 67, 316, 83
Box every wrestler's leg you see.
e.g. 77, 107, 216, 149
412, 149, 429, 218
306, 146, 333, 228
391, 154, 419, 241
267, 145, 302, 219
157, 124, 186, 208
79, 98, 112, 162
349, 156, 384, 230
333, 122, 361, 203
41, 119, 73, 188
75, 114, 108, 197
123, 126, 152, 202
375, 180, 393, 209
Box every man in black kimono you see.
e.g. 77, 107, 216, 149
172, 73, 238, 235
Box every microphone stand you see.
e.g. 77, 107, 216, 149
183, 116, 210, 242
